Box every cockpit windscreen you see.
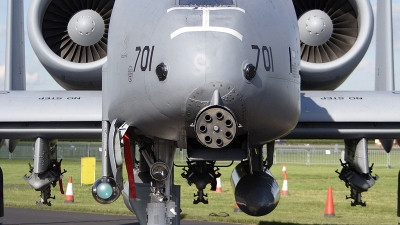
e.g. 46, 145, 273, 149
179, 0, 234, 6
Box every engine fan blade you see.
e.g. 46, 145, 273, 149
318, 45, 330, 63
321, 43, 339, 62
333, 11, 357, 24
323, 0, 336, 13
46, 3, 71, 20
61, 40, 76, 61
334, 28, 358, 38
334, 19, 358, 31
317, 0, 326, 11
309, 46, 316, 63
301, 44, 310, 62
98, 1, 115, 16
91, 45, 102, 61
42, 0, 114, 64
86, 46, 94, 62
64, 1, 79, 12
314, 46, 323, 63
305, 0, 313, 9
72, 0, 84, 10
330, 34, 353, 52
327, 0, 350, 17
94, 43, 107, 59
293, 1, 307, 17
326, 40, 346, 58
333, 32, 357, 45
79, 45, 87, 63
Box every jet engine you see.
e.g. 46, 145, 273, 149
293, 0, 373, 90
231, 163, 280, 216
27, 0, 115, 90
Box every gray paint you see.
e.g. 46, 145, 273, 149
354, 138, 370, 174
0, 91, 101, 139
4, 0, 25, 155
5, 0, 25, 91
375, 0, 394, 91
0, 91, 101, 122
33, 138, 50, 174
0, 0, 396, 145
2, 0, 400, 222
285, 91, 400, 139
0, 1, 396, 148
101, 121, 112, 177
299, 91, 400, 122
106, 0, 301, 147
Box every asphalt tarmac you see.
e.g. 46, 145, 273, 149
0, 207, 240, 225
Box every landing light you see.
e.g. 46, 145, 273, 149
97, 183, 113, 199
150, 162, 170, 181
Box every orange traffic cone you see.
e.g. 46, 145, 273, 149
282, 164, 287, 174
215, 177, 222, 193
281, 173, 289, 196
64, 177, 74, 203
324, 186, 335, 217
234, 203, 242, 213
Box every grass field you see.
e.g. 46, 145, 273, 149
1, 158, 399, 225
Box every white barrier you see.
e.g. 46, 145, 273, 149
2, 142, 399, 168
272, 144, 400, 168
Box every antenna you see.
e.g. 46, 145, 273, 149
4, 0, 26, 91
375, 0, 394, 91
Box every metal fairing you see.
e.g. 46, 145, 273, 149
106, 0, 301, 147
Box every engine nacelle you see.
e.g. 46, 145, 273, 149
231, 163, 280, 217
27, 0, 115, 90
293, 0, 374, 90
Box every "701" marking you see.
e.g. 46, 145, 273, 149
134, 46, 155, 72
251, 45, 274, 72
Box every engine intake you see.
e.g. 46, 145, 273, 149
293, 0, 373, 90
28, 0, 115, 90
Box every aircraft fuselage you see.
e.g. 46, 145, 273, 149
106, 0, 301, 147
